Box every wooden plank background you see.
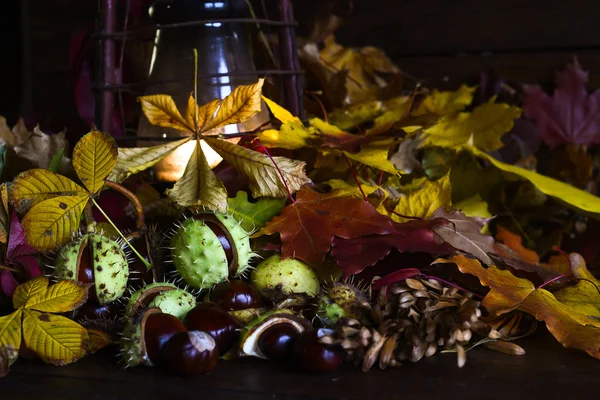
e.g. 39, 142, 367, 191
1, 0, 600, 136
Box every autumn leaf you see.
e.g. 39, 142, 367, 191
392, 173, 451, 223
204, 137, 310, 199
227, 191, 286, 232
422, 101, 521, 152
412, 85, 476, 116
0, 276, 89, 367
258, 187, 397, 266
470, 147, 600, 215
430, 208, 495, 266
523, 58, 600, 146
331, 219, 451, 276
436, 255, 600, 359
10, 130, 117, 251
165, 139, 228, 212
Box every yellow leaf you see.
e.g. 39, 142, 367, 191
204, 78, 264, 131
324, 179, 383, 199
366, 97, 413, 136
138, 94, 193, 133
166, 139, 228, 212
72, 130, 118, 194
393, 173, 451, 223
423, 102, 521, 152
23, 279, 88, 313
471, 147, 600, 214
108, 137, 192, 183
185, 96, 221, 133
413, 85, 475, 116
437, 255, 600, 359
22, 309, 88, 365
12, 276, 48, 309
0, 184, 9, 244
10, 169, 86, 213
320, 139, 399, 175
262, 95, 298, 124
204, 137, 311, 198
0, 310, 22, 356
22, 195, 88, 252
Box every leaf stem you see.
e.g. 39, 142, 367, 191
90, 198, 151, 270
342, 154, 368, 202
104, 180, 145, 230
193, 48, 199, 135
304, 90, 328, 122
0, 265, 19, 273
256, 141, 295, 203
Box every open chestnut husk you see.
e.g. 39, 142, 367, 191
183, 303, 239, 354
119, 308, 186, 367
161, 331, 219, 375
257, 323, 299, 362
292, 328, 344, 374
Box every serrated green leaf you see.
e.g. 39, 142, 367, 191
227, 191, 286, 232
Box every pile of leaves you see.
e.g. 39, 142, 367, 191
2, 38, 600, 376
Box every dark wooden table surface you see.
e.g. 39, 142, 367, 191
1, 328, 597, 400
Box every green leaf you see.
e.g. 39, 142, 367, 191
166, 139, 228, 213
471, 147, 600, 215
227, 191, 286, 232
204, 137, 311, 198
48, 147, 65, 173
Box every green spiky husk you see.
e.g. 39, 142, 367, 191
251, 254, 320, 298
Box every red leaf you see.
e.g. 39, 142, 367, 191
523, 58, 600, 146
7, 210, 36, 261
259, 187, 395, 266
331, 219, 452, 276
0, 270, 18, 297
372, 268, 421, 290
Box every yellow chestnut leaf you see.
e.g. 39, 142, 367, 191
138, 94, 194, 133
22, 309, 88, 365
204, 78, 264, 131
72, 130, 118, 194
21, 194, 88, 252
10, 169, 86, 214
186, 97, 221, 133
22, 280, 88, 313
0, 310, 22, 359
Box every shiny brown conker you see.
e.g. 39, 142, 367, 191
292, 328, 344, 374
161, 331, 219, 375
257, 323, 299, 362
183, 303, 240, 354
144, 312, 187, 365
210, 280, 263, 311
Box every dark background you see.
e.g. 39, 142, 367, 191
2, 0, 600, 137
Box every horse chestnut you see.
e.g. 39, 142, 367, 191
183, 303, 239, 354
257, 323, 299, 362
292, 329, 344, 374
145, 312, 187, 365
210, 280, 263, 311
161, 331, 219, 375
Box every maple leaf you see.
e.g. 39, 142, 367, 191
422, 100, 521, 152
227, 191, 286, 232
436, 254, 600, 359
412, 85, 476, 116
10, 130, 117, 252
392, 173, 451, 223
112, 80, 310, 212
0, 276, 89, 369
258, 186, 397, 266
0, 210, 41, 297
523, 58, 600, 146
331, 218, 452, 276
430, 208, 495, 266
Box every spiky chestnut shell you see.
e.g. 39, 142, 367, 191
316, 282, 371, 326
125, 282, 197, 319
238, 309, 310, 359
170, 212, 253, 289
251, 255, 320, 299
54, 234, 129, 304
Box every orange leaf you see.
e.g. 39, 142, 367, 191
495, 226, 539, 264
436, 255, 600, 359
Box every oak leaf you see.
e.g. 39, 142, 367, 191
436, 254, 600, 359
0, 276, 89, 369
523, 59, 600, 146
258, 187, 397, 266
